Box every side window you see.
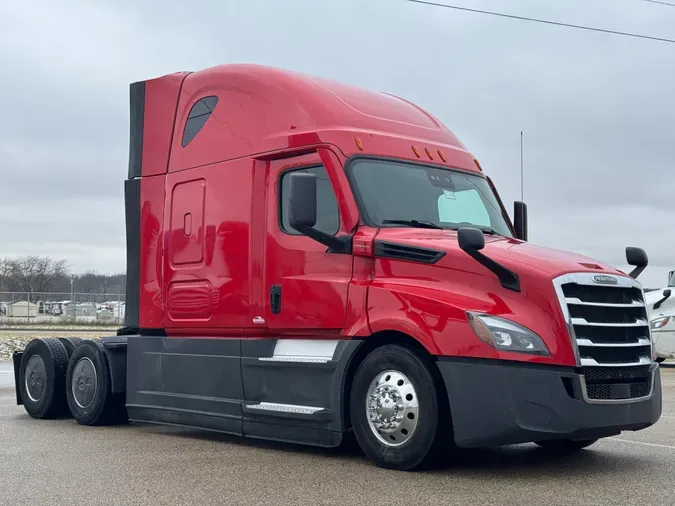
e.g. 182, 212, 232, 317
280, 166, 339, 236
181, 96, 218, 147
437, 189, 491, 227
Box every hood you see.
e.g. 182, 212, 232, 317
375, 228, 628, 280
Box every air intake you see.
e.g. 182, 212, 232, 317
373, 241, 445, 264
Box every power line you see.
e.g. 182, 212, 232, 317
403, 0, 675, 44
640, 0, 675, 7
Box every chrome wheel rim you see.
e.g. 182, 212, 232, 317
365, 370, 419, 447
24, 355, 46, 402
72, 357, 97, 409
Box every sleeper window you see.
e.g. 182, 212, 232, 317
182, 96, 219, 147
280, 166, 339, 236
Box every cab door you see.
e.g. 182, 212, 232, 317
264, 150, 354, 331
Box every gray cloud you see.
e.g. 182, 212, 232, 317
0, 0, 673, 287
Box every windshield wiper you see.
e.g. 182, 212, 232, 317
381, 219, 444, 230
475, 227, 498, 235
446, 225, 499, 235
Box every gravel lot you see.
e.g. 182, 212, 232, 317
0, 330, 114, 361
1, 365, 674, 506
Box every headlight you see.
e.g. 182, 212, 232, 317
467, 312, 550, 356
651, 316, 671, 330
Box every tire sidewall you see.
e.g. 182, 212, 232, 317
65, 341, 110, 425
350, 345, 441, 470
19, 340, 58, 418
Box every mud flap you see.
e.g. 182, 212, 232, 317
12, 351, 23, 405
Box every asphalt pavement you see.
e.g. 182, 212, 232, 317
1, 367, 674, 506
0, 362, 13, 389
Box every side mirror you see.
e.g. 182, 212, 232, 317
513, 201, 528, 241
458, 227, 485, 252
626, 246, 648, 280
285, 172, 351, 254
669, 270, 674, 285
288, 173, 317, 230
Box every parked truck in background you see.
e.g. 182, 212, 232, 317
647, 270, 675, 362
13, 64, 662, 470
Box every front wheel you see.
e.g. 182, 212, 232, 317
349, 344, 450, 471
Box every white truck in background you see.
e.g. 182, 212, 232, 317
647, 270, 675, 363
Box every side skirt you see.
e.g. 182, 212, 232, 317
124, 335, 364, 448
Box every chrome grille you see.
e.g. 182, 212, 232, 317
553, 272, 654, 403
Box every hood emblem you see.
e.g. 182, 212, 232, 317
592, 275, 618, 285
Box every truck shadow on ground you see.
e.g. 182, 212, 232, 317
140, 423, 651, 478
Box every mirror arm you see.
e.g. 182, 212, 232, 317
628, 265, 646, 280
653, 289, 671, 310
291, 224, 352, 254
463, 248, 521, 292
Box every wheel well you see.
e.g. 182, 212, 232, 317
341, 331, 450, 431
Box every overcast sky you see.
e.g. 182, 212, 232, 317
0, 0, 673, 288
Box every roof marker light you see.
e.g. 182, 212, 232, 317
474, 158, 483, 171
355, 137, 364, 150
425, 148, 434, 160
437, 150, 446, 162
412, 145, 420, 158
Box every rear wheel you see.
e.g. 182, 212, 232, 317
18, 338, 70, 419
58, 337, 83, 357
536, 438, 598, 451
65, 340, 127, 425
350, 344, 450, 470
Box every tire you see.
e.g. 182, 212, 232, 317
18, 338, 70, 419
58, 337, 83, 357
65, 339, 128, 426
536, 438, 598, 451
349, 344, 451, 471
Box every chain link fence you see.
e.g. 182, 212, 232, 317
0, 292, 125, 326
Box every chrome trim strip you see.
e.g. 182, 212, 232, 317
552, 275, 582, 367
571, 317, 649, 327
554, 272, 645, 289
579, 369, 655, 405
259, 339, 339, 364
258, 356, 330, 364
246, 402, 324, 414
580, 356, 652, 367
564, 297, 643, 307
576, 338, 651, 348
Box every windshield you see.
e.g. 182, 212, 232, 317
348, 158, 513, 237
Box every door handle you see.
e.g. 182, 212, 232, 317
270, 285, 282, 315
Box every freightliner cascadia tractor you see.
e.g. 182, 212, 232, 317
13, 64, 661, 471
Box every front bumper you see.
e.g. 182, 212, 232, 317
437, 358, 662, 448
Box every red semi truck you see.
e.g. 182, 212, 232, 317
14, 64, 661, 470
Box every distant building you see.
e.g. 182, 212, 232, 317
7, 301, 39, 318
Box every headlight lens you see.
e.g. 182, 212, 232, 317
651, 316, 671, 330
467, 312, 550, 356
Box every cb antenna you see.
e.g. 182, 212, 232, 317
520, 130, 524, 202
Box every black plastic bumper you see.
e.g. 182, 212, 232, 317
437, 359, 662, 448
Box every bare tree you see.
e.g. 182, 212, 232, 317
0, 258, 10, 290
6, 256, 69, 300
